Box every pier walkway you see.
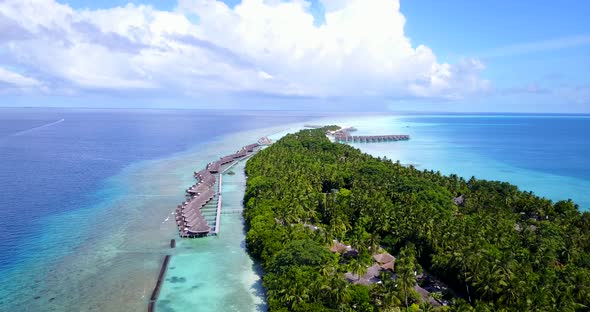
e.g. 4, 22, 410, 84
334, 134, 410, 143
175, 141, 263, 238
326, 126, 410, 144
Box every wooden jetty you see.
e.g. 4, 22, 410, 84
175, 141, 263, 238
148, 255, 171, 312
151, 143, 263, 311
327, 126, 409, 144
214, 174, 223, 235
334, 133, 410, 143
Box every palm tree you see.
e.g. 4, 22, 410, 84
349, 258, 367, 282
419, 302, 435, 312
374, 271, 402, 309
328, 275, 351, 307
397, 245, 418, 309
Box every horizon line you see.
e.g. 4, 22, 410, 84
1, 106, 589, 115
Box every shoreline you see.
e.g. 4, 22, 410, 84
241, 126, 590, 310
301, 114, 590, 210
156, 154, 270, 311
3, 113, 588, 310
155, 126, 308, 311
0, 119, 315, 311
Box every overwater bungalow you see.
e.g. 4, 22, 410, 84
180, 190, 215, 211
186, 216, 207, 227
218, 155, 235, 165
177, 141, 261, 238
194, 169, 210, 179
183, 222, 210, 237
188, 221, 210, 232
243, 143, 259, 152
207, 162, 221, 173
233, 150, 248, 158
181, 207, 202, 219
186, 179, 215, 195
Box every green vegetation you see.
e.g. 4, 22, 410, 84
397, 244, 419, 309
243, 128, 590, 311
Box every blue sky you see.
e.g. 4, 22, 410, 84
401, 1, 590, 81
1, 0, 589, 112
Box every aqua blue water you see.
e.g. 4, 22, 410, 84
1, 110, 588, 311
336, 114, 590, 211
0, 108, 317, 310
401, 114, 590, 181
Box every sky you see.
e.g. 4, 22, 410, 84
0, 0, 589, 112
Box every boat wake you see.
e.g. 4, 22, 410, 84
12, 118, 65, 136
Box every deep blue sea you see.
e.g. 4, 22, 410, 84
403, 115, 590, 181
0, 108, 317, 306
0, 109, 588, 310
346, 114, 590, 210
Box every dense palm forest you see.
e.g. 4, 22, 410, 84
243, 128, 590, 311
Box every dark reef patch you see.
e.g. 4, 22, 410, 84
167, 276, 187, 284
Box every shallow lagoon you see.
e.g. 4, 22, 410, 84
157, 161, 266, 312
2, 112, 588, 311
0, 114, 306, 311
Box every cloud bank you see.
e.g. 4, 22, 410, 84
0, 0, 489, 99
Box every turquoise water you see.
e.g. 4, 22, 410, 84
154, 114, 590, 312
156, 128, 297, 312
2, 110, 588, 312
157, 161, 266, 312
155, 114, 590, 312
324, 114, 590, 210
0, 108, 314, 311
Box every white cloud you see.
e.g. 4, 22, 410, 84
554, 84, 590, 106
0, 0, 488, 99
0, 66, 42, 88
409, 58, 491, 99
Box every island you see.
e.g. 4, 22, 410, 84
243, 127, 590, 311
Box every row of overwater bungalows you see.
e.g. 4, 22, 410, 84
176, 143, 260, 237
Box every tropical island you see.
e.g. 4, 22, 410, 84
243, 127, 590, 311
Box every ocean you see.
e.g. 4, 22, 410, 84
0, 108, 318, 311
0, 109, 588, 311
331, 114, 590, 210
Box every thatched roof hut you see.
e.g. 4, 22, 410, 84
453, 195, 465, 206
380, 261, 395, 272
330, 241, 349, 253
187, 222, 210, 234
373, 252, 395, 264
345, 264, 382, 285
207, 162, 221, 173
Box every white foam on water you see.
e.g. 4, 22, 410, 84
12, 118, 65, 136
